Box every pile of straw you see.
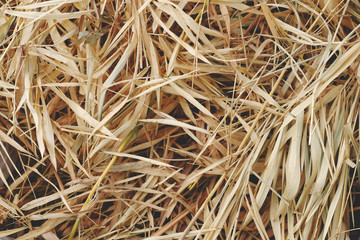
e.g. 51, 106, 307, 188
0, 0, 359, 239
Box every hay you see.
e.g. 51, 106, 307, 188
0, 0, 359, 239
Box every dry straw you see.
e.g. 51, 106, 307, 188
0, 0, 359, 239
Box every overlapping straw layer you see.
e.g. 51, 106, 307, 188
0, 0, 359, 239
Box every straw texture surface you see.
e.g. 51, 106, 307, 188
0, 0, 359, 239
